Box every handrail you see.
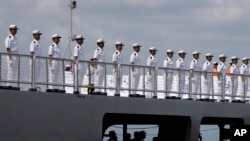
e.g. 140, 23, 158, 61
0, 52, 249, 103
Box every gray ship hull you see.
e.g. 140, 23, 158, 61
0, 90, 249, 141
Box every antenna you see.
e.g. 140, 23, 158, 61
62, 0, 77, 59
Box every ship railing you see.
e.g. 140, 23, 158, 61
0, 52, 249, 102
118, 64, 156, 97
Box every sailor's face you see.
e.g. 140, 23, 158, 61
179, 53, 185, 59
134, 47, 140, 52
33, 34, 41, 40
53, 38, 60, 44
220, 57, 226, 62
98, 43, 104, 48
193, 54, 199, 59
232, 59, 238, 64
243, 60, 249, 65
150, 50, 156, 55
167, 52, 173, 58
206, 56, 212, 61
10, 28, 17, 35
76, 39, 83, 45
116, 45, 123, 51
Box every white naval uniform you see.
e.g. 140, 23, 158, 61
190, 59, 201, 99
86, 65, 97, 84
146, 55, 157, 98
217, 62, 227, 77
5, 34, 18, 86
217, 62, 227, 96
48, 43, 61, 89
230, 64, 239, 97
73, 44, 85, 93
240, 64, 249, 96
202, 61, 213, 98
130, 52, 141, 94
30, 39, 42, 82
93, 47, 105, 92
163, 57, 175, 93
112, 50, 123, 89
176, 58, 186, 94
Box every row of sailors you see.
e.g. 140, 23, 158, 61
4, 25, 250, 98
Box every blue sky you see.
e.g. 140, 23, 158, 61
1, 0, 250, 66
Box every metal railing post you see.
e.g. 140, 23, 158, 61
17, 55, 20, 87
128, 64, 131, 94
221, 73, 225, 100
116, 64, 120, 95
104, 62, 107, 93
232, 74, 234, 101
211, 72, 214, 100
46, 58, 49, 89
62, 59, 65, 90
243, 74, 246, 101
165, 68, 168, 96
0, 54, 2, 85
88, 61, 91, 93
188, 70, 192, 99
178, 69, 181, 98
143, 67, 145, 96
31, 56, 35, 89
154, 67, 157, 97
74, 61, 79, 93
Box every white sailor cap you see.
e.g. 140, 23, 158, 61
52, 34, 61, 38
32, 30, 42, 35
167, 49, 174, 53
231, 56, 239, 60
242, 57, 250, 61
149, 47, 158, 51
96, 39, 106, 43
132, 43, 141, 47
178, 50, 187, 54
115, 41, 124, 46
219, 54, 227, 58
205, 53, 213, 57
192, 51, 200, 55
9, 24, 19, 30
213, 61, 218, 65
75, 35, 85, 40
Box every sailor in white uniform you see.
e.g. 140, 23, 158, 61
217, 54, 227, 95
73, 35, 85, 93
130, 43, 141, 94
30, 30, 42, 83
86, 58, 97, 85
240, 57, 250, 96
202, 53, 213, 98
230, 56, 240, 98
93, 39, 106, 92
48, 34, 62, 89
5, 25, 19, 86
112, 41, 124, 90
176, 50, 187, 95
163, 49, 175, 94
190, 51, 201, 99
146, 47, 158, 98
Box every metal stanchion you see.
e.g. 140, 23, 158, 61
74, 61, 79, 94
153, 67, 157, 98
29, 56, 37, 91
143, 67, 146, 97
115, 64, 120, 96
